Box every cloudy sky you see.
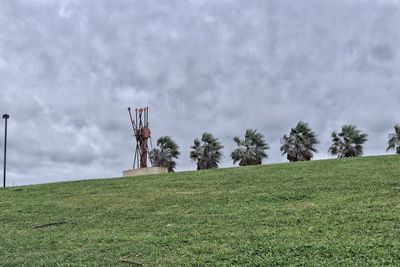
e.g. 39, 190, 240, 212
0, 0, 399, 185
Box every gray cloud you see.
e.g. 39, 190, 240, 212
0, 0, 399, 185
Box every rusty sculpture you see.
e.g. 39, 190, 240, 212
127, 107, 152, 169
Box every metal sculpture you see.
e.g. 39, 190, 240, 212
2, 114, 9, 188
127, 107, 152, 169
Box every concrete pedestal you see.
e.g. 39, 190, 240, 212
123, 166, 168, 177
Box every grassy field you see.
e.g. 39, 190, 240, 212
0, 155, 399, 266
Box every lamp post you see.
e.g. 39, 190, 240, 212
2, 114, 9, 188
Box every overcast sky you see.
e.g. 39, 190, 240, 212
0, 0, 399, 185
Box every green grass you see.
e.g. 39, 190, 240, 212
1, 155, 399, 266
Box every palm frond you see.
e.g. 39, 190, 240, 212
280, 122, 319, 162
329, 125, 368, 158
231, 129, 270, 166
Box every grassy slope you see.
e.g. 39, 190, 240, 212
0, 155, 399, 266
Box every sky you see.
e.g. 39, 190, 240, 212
0, 0, 399, 185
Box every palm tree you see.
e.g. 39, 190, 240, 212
329, 125, 368, 158
231, 129, 270, 166
387, 124, 400, 154
190, 133, 223, 170
280, 121, 319, 162
149, 136, 180, 172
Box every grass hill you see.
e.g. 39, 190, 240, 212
1, 155, 399, 266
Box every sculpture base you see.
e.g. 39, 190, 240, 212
123, 167, 168, 177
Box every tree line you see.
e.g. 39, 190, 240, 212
149, 122, 400, 172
